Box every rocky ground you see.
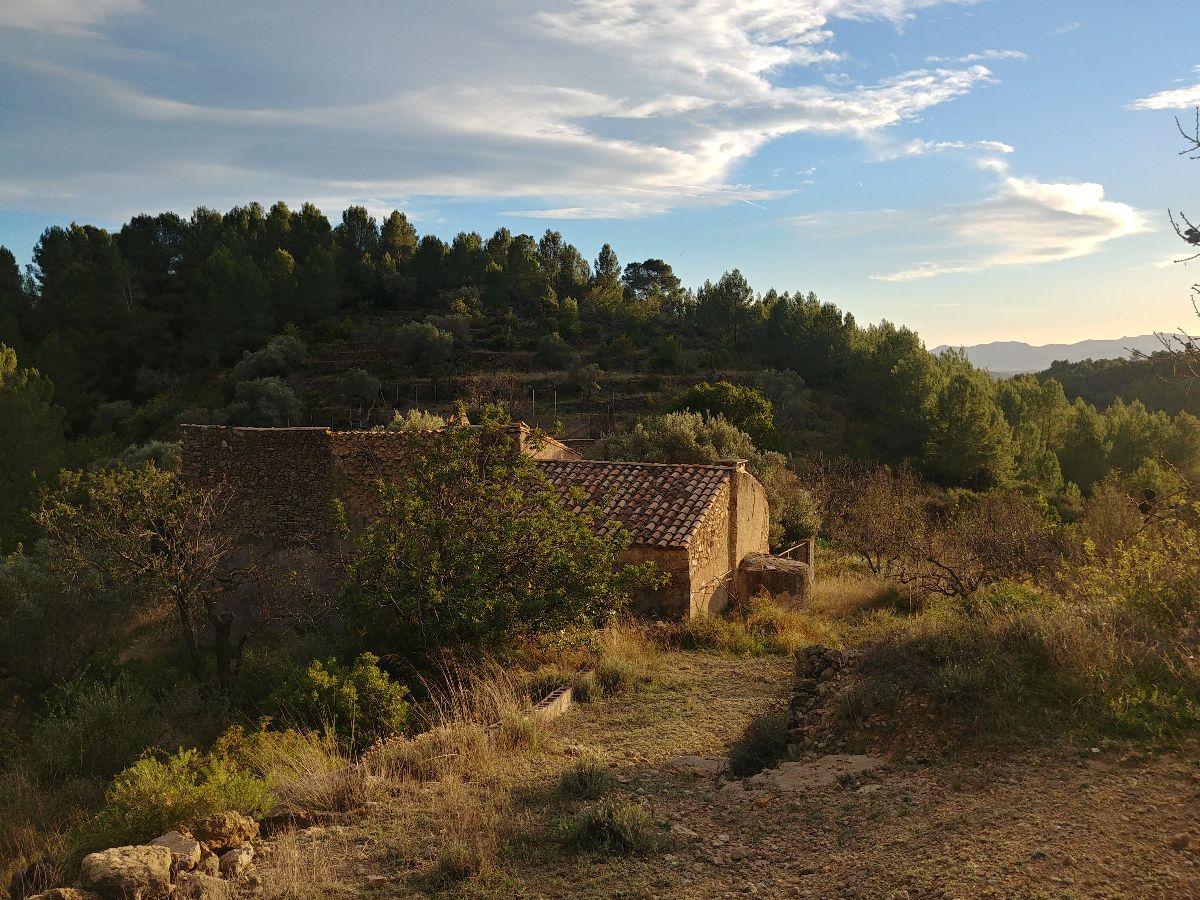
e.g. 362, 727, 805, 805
232, 651, 1200, 899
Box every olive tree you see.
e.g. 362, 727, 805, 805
36, 464, 243, 693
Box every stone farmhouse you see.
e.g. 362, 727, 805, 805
180, 423, 811, 619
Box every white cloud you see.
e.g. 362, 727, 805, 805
1052, 21, 1081, 35
0, 0, 994, 220
0, 0, 141, 32
874, 159, 1147, 281
926, 49, 1026, 63
1130, 68, 1200, 110
876, 138, 1015, 160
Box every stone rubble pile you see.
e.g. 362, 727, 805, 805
786, 644, 861, 749
13, 811, 264, 900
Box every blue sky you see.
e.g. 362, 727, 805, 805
1, 0, 1197, 346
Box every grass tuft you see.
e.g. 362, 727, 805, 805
591, 623, 658, 696
497, 711, 542, 751
431, 837, 485, 883
558, 754, 615, 800
560, 797, 663, 856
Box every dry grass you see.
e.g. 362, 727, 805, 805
424, 779, 505, 886
497, 710, 543, 751
808, 575, 911, 622
411, 657, 531, 731
0, 766, 83, 886
591, 622, 660, 697
373, 723, 493, 782
831, 581, 1200, 743
256, 829, 344, 899
651, 595, 833, 656
246, 729, 383, 819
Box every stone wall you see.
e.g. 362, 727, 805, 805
687, 480, 733, 615
731, 468, 770, 564
181, 426, 341, 550
621, 545, 692, 619
182, 425, 564, 539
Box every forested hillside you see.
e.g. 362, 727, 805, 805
1038, 352, 1200, 416
5, 202, 1200, 896
3, 202, 1198, 551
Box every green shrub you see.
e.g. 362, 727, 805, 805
73, 743, 271, 858
340, 367, 380, 406
673, 381, 776, 447
30, 675, 164, 783
343, 424, 657, 656
561, 797, 662, 856
223, 376, 303, 426
268, 653, 409, 752
558, 755, 614, 800
230, 635, 330, 711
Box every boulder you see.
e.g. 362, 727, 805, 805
149, 831, 201, 872
737, 553, 813, 605
190, 812, 258, 852
27, 891, 103, 900
174, 872, 231, 900
748, 753, 883, 791
197, 852, 220, 877
218, 844, 254, 878
665, 755, 730, 776
78, 846, 172, 900
8, 858, 59, 900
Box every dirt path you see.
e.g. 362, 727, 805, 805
277, 651, 1200, 899
509, 652, 1200, 900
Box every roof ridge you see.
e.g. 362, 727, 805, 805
535, 458, 737, 472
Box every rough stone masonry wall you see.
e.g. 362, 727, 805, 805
183, 426, 445, 540
181, 426, 341, 550
732, 469, 770, 564
687, 480, 734, 616
621, 545, 692, 619
328, 431, 423, 529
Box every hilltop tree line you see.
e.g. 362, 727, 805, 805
2, 201, 1200, 549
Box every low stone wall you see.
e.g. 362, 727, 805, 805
787, 645, 861, 748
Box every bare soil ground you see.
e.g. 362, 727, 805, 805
265, 652, 1200, 899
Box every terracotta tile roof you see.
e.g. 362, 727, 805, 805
534, 460, 731, 548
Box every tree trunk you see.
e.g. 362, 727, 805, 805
212, 610, 236, 696
174, 592, 206, 685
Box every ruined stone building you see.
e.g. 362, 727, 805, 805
180, 423, 810, 618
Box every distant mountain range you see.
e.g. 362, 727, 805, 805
932, 335, 1164, 375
